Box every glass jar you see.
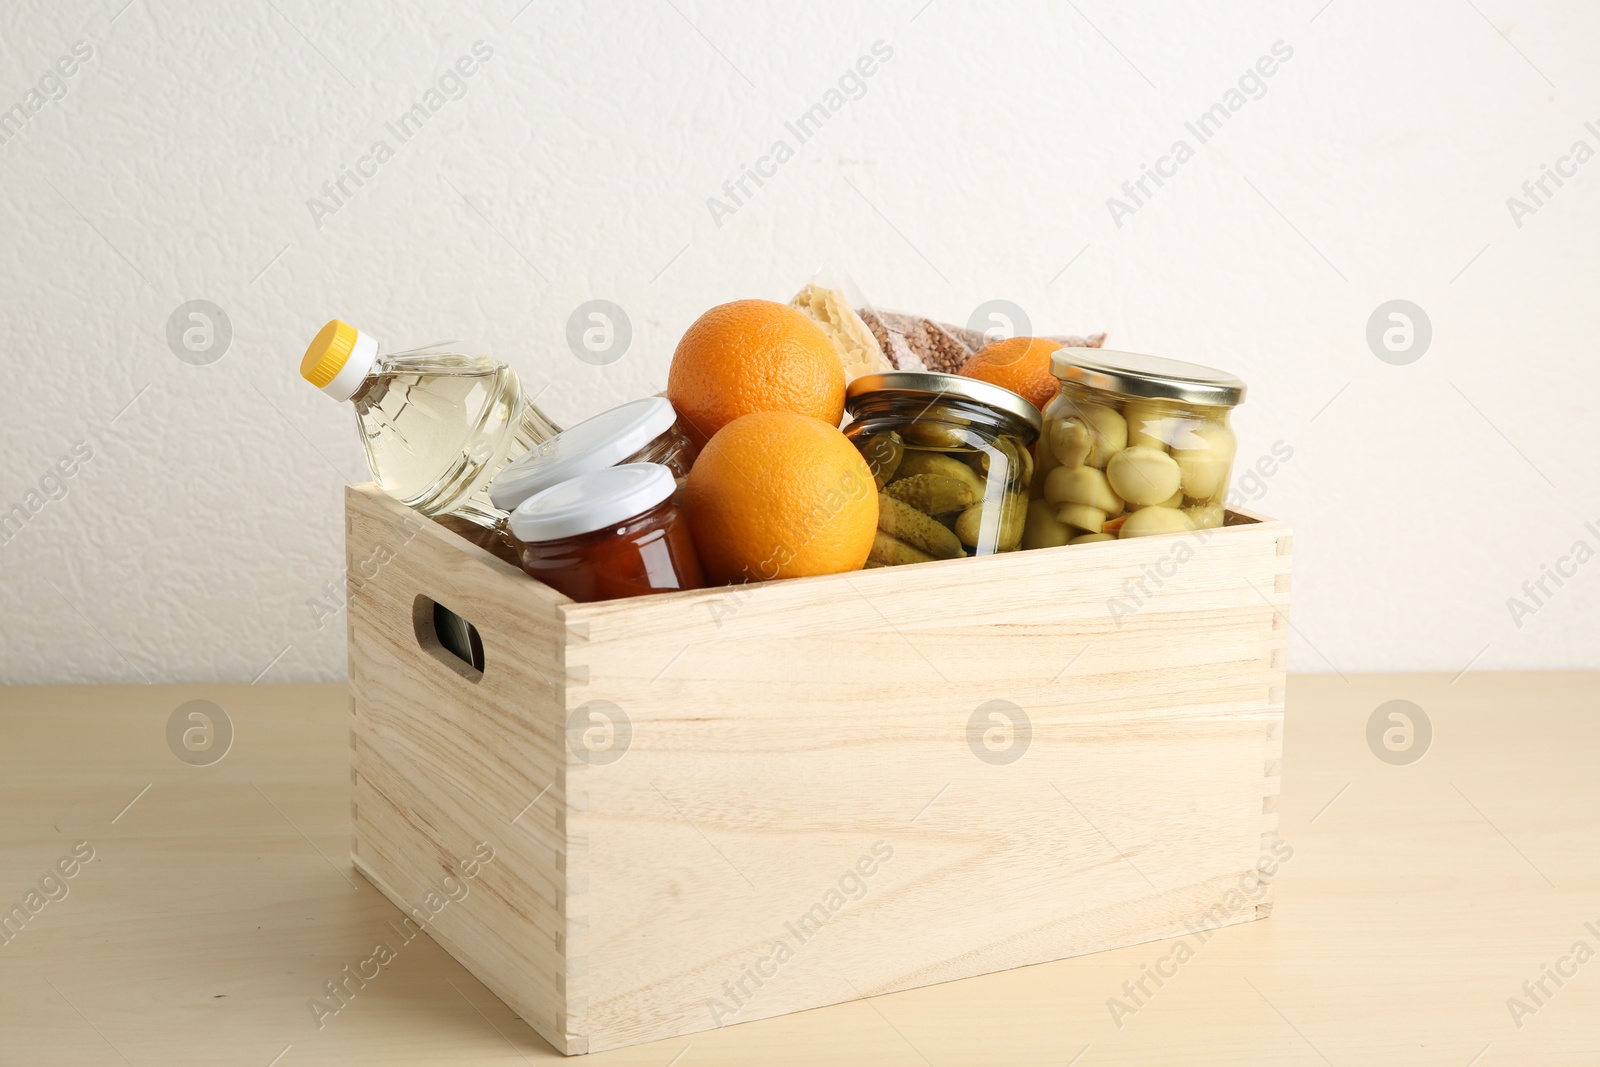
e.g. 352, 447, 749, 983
843, 372, 1042, 565
1029, 349, 1246, 547
508, 463, 703, 602
490, 396, 697, 513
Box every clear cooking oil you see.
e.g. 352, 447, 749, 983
301, 321, 560, 529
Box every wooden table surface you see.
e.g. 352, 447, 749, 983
1, 673, 1596, 1065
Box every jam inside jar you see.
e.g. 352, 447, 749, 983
510, 463, 703, 603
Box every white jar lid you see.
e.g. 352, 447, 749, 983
509, 462, 676, 543
490, 396, 678, 511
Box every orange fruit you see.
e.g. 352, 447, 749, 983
685, 410, 878, 584
668, 299, 846, 448
958, 336, 1062, 410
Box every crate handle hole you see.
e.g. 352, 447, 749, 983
413, 595, 485, 681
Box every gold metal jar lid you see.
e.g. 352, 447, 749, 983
1051, 348, 1246, 407
846, 371, 1043, 439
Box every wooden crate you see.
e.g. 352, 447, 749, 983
344, 483, 1291, 1055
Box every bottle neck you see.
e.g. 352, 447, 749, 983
346, 369, 383, 407
321, 332, 381, 402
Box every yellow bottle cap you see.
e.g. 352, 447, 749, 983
300, 319, 380, 401
301, 319, 359, 388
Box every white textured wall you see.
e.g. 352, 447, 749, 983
1, 0, 1596, 684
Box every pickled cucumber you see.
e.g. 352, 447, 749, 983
974, 437, 1031, 490
1017, 442, 1034, 489
899, 422, 972, 448
859, 432, 904, 489
878, 492, 964, 560
955, 492, 1026, 549
869, 530, 935, 566
885, 473, 981, 514
1106, 446, 1182, 507
893, 451, 985, 495
1022, 498, 1070, 550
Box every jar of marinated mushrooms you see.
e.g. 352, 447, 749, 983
844, 372, 1042, 566
1028, 350, 1246, 547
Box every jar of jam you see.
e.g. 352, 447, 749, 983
509, 463, 704, 602
1029, 349, 1246, 547
843, 372, 1041, 565
489, 396, 697, 513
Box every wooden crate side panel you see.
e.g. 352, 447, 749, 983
345, 487, 569, 849
1257, 530, 1292, 915
563, 519, 1290, 1050
349, 739, 569, 1040
344, 486, 575, 1051
571, 514, 1287, 636
567, 723, 1277, 1051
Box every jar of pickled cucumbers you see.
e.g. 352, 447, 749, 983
844, 372, 1041, 566
1028, 349, 1246, 547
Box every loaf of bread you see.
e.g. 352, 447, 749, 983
789, 284, 893, 383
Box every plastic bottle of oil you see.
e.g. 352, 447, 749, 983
299, 320, 560, 530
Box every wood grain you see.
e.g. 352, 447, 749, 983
345, 487, 572, 1045
345, 484, 1290, 1053
2, 673, 1597, 1064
